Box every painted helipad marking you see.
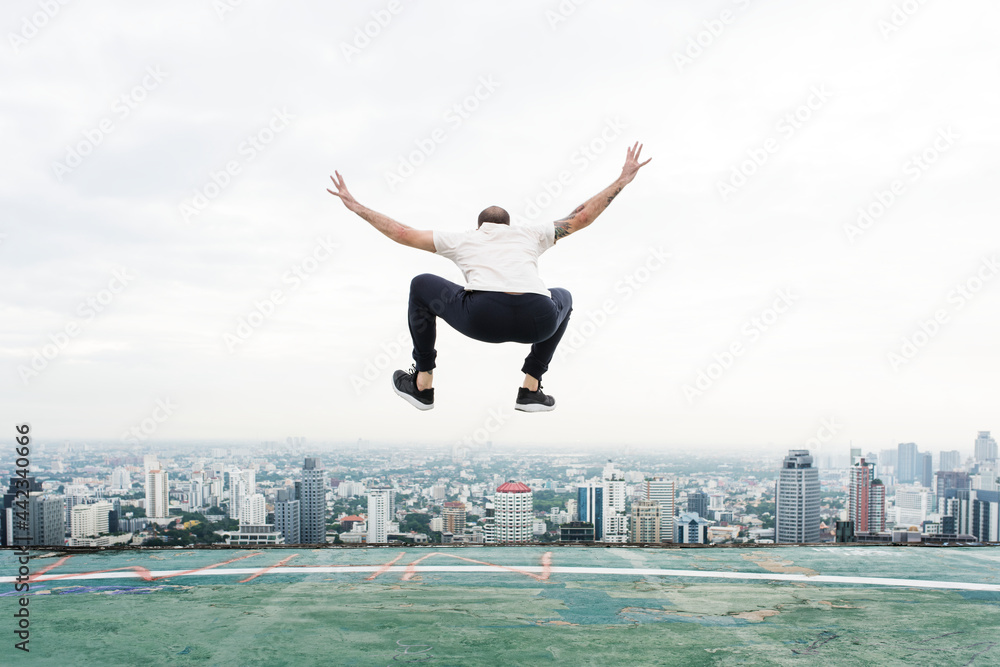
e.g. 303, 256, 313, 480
4, 563, 999, 592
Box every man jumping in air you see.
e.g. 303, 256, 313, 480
328, 141, 651, 412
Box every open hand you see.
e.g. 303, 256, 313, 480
620, 142, 652, 184
327, 171, 359, 211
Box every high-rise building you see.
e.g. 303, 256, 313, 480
895, 487, 933, 527
577, 483, 605, 541
367, 488, 394, 544
849, 457, 885, 533
145, 470, 169, 518
2, 477, 43, 546
70, 500, 113, 538
897, 442, 918, 484
775, 450, 820, 543
110, 467, 131, 491
869, 480, 886, 533
956, 489, 999, 541
630, 499, 662, 543
936, 471, 971, 507
299, 457, 327, 544
919, 452, 933, 488
228, 469, 256, 521
675, 512, 711, 544
637, 476, 675, 543
240, 493, 266, 526
939, 450, 962, 472
602, 462, 628, 543
274, 488, 300, 544
559, 521, 595, 542
687, 490, 709, 519
442, 501, 467, 534
494, 481, 532, 543
849, 458, 873, 532
974, 431, 998, 464
7, 492, 65, 546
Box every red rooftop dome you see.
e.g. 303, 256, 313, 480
496, 481, 531, 493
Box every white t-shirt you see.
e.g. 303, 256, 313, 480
433, 222, 556, 297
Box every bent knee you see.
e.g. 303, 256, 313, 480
551, 287, 572, 310
410, 273, 439, 293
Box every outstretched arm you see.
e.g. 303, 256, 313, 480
327, 171, 435, 252
553, 141, 651, 242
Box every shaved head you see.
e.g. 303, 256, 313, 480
477, 206, 510, 228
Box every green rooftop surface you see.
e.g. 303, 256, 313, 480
3, 545, 999, 666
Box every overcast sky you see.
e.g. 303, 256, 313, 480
2, 0, 998, 456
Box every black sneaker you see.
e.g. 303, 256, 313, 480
515, 384, 555, 412
392, 366, 434, 411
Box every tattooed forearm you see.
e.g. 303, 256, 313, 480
554, 219, 572, 241
606, 187, 622, 205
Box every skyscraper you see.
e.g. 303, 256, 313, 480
919, 452, 933, 488
630, 499, 662, 543
145, 469, 169, 518
71, 501, 113, 538
299, 457, 327, 544
687, 490, 709, 519
849, 457, 874, 533
240, 493, 266, 526
274, 488, 300, 544
577, 483, 604, 541
974, 431, 998, 464
637, 476, 675, 543
936, 471, 971, 505
110, 467, 131, 491
602, 462, 628, 543
775, 450, 820, 543
939, 450, 962, 472
494, 481, 532, 543
849, 457, 886, 534
897, 442, 918, 484
2, 476, 43, 546
367, 488, 394, 544
9, 492, 65, 546
228, 469, 255, 521
442, 501, 467, 534
869, 480, 886, 533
